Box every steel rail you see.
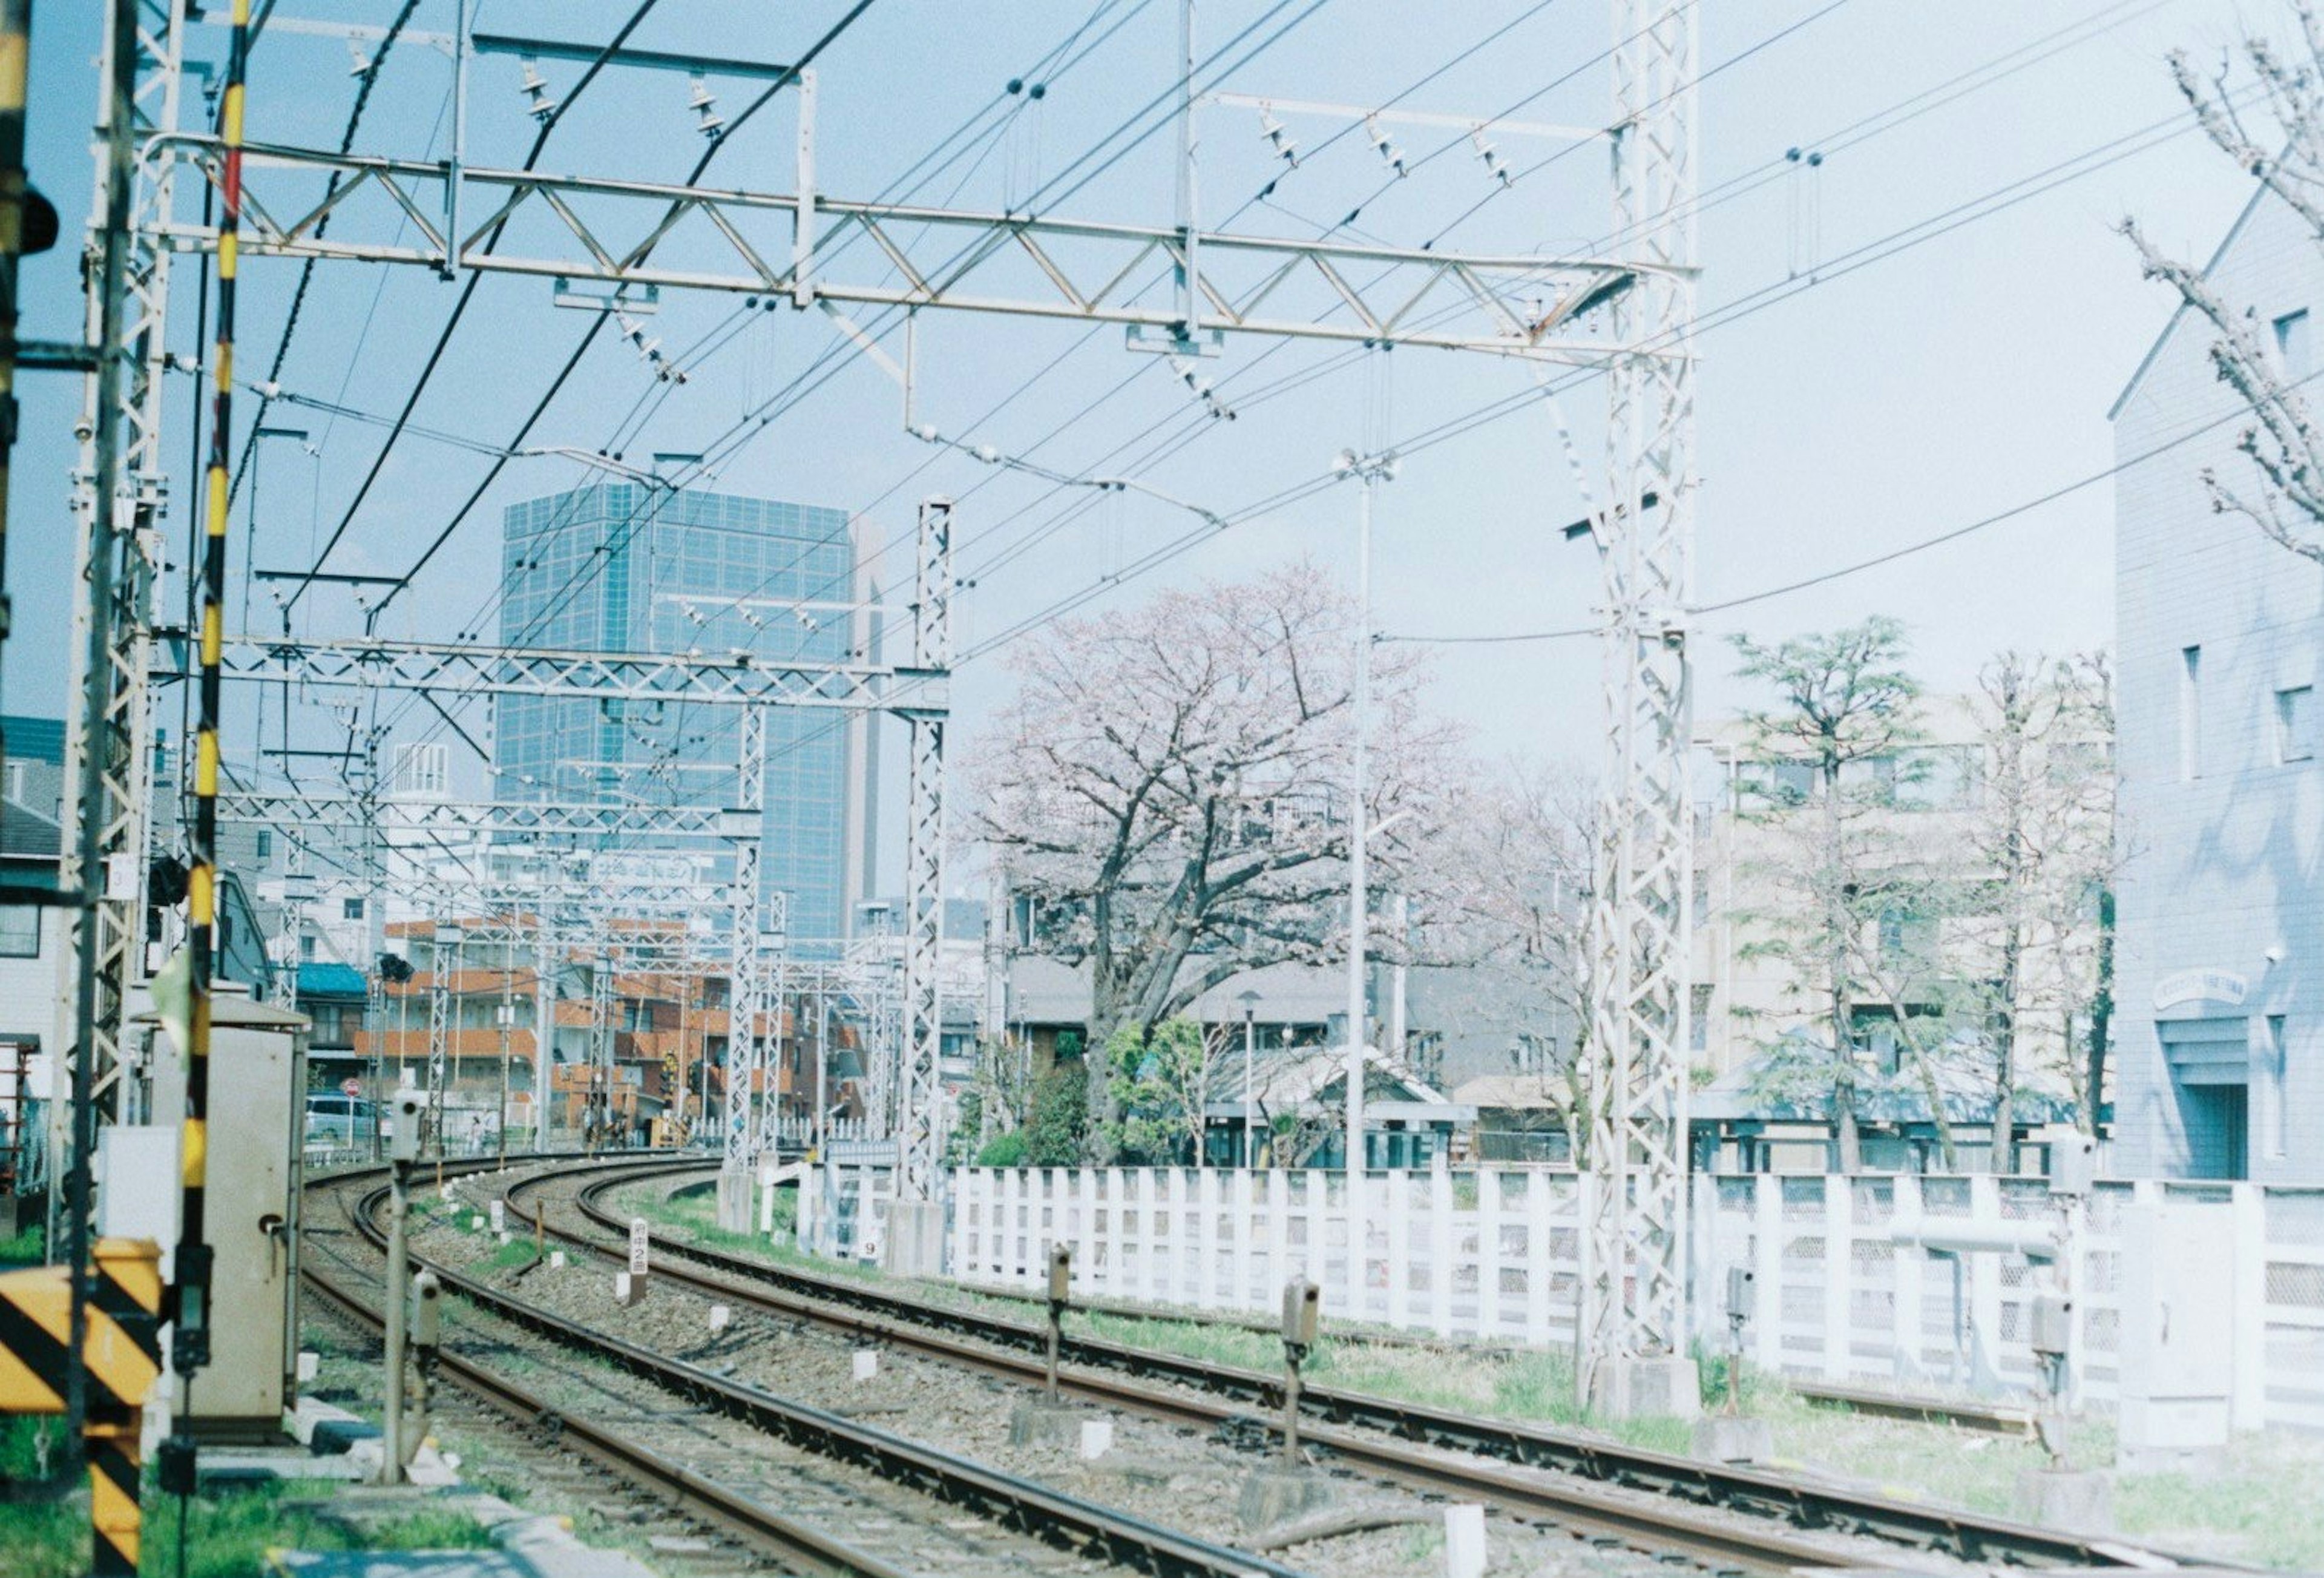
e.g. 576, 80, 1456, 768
304, 1156, 907, 1577
543, 1162, 2199, 1574
335, 1166, 1313, 1578
525, 1166, 1873, 1575
300, 1254, 912, 1578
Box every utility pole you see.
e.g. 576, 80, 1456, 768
1334, 444, 1393, 1324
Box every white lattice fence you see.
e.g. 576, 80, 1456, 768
948, 1165, 1590, 1343
942, 1165, 2324, 1430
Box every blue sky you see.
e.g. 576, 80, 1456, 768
5, 0, 2268, 821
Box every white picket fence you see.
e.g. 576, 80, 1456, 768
770, 1116, 881, 1149
947, 1165, 2324, 1430
951, 1165, 1593, 1345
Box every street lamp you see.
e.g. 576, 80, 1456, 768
1236, 989, 1262, 1169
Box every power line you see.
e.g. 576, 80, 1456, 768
953, 80, 2241, 660
286, 0, 673, 611
343, 0, 1204, 784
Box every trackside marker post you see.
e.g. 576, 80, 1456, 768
1280, 1278, 1318, 1465
1045, 1243, 1071, 1404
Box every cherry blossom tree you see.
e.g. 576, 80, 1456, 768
1400, 758, 1598, 1150
971, 559, 1453, 1159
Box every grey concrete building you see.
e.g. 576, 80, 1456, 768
2112, 186, 2324, 1183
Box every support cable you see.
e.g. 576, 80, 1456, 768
286, 0, 673, 613
225, 0, 422, 509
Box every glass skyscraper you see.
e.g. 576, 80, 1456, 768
493, 483, 879, 948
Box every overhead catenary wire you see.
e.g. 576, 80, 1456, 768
284, 0, 675, 613
950, 77, 2256, 662
276, 3, 2193, 841
381, 0, 1338, 683
338, 0, 1212, 788
1388, 357, 2324, 645
225, 0, 423, 509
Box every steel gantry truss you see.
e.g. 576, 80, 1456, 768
1578, 0, 1700, 1419
214, 789, 738, 841
381, 865, 749, 1154
140, 137, 1655, 362
61, 6, 1699, 1372
202, 634, 947, 711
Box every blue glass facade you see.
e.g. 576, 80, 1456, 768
494, 485, 867, 948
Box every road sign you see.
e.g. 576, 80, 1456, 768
340, 1077, 361, 1099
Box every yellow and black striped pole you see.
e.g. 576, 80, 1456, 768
176, 0, 254, 1401
0, 1238, 164, 1574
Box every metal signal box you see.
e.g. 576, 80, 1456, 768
137, 985, 308, 1436
2030, 1290, 2072, 1359
1282, 1278, 1320, 1347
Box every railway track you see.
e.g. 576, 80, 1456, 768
304, 1157, 1317, 1578
521, 1158, 2204, 1574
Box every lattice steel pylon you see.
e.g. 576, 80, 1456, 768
424, 913, 453, 1156
720, 706, 769, 1214
51, 0, 186, 1267
1578, 0, 1699, 1420
894, 499, 951, 1203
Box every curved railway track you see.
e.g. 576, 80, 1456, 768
303, 1157, 1316, 1578
518, 1158, 2207, 1575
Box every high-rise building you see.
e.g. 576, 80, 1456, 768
493, 482, 881, 948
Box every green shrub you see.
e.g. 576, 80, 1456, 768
1025, 1060, 1088, 1165
974, 1131, 1029, 1167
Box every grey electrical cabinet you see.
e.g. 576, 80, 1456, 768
143, 984, 307, 1439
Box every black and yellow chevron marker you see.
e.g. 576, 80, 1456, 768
0, 1241, 160, 1576
87, 1403, 141, 1575
0, 1237, 162, 1414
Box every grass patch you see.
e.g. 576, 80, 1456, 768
484, 1237, 540, 1271
0, 1218, 45, 1264
2111, 1432, 2324, 1570
0, 1477, 493, 1578
0, 1415, 59, 1480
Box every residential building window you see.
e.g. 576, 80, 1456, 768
2181, 645, 2202, 781
255, 830, 272, 860
2278, 685, 2315, 764
2277, 309, 2312, 380
1736, 758, 1814, 807
0, 906, 38, 958
1894, 746, 1979, 810
298, 933, 316, 960
2267, 1015, 2290, 1160
1837, 754, 1898, 798
343, 896, 366, 920
1689, 984, 1713, 1053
